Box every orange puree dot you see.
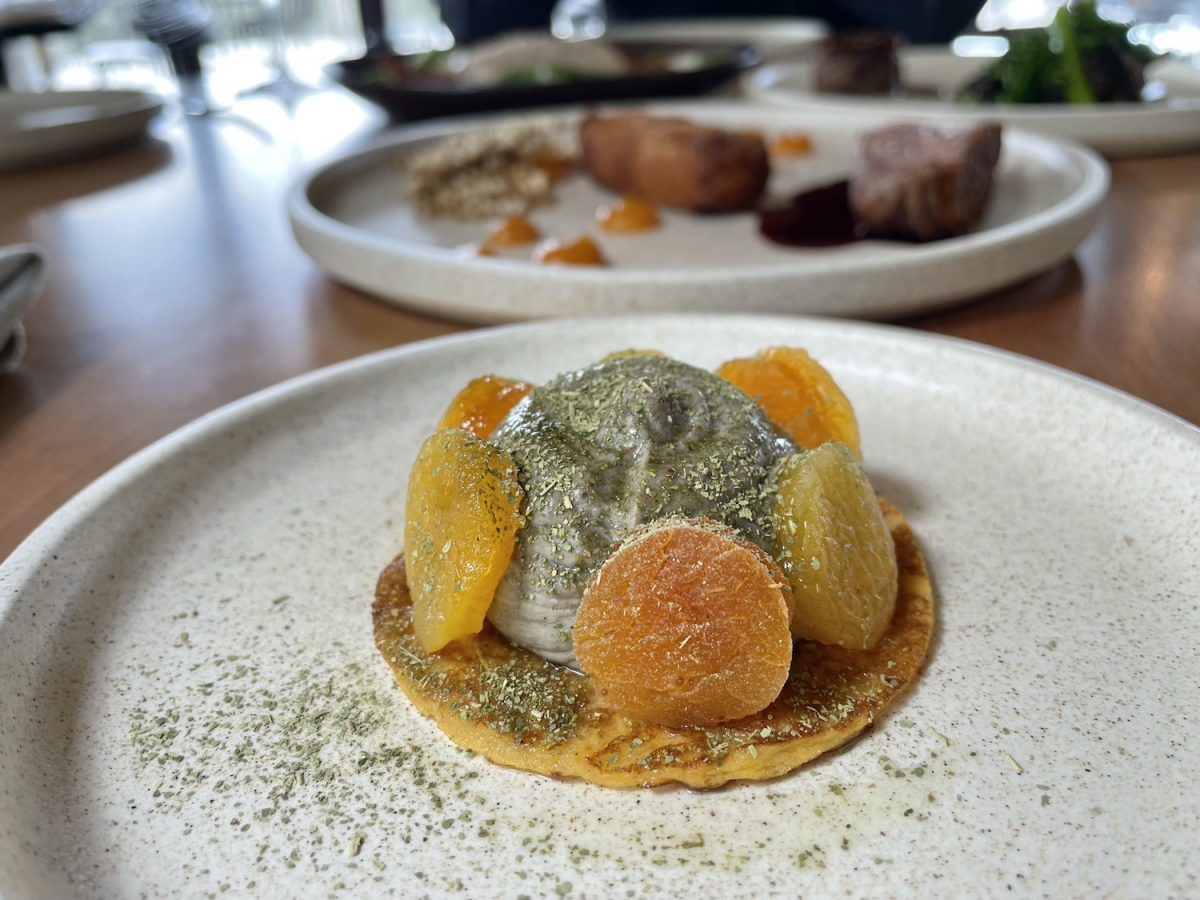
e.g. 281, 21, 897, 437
597, 196, 661, 234
534, 235, 607, 267
771, 132, 814, 157
535, 154, 574, 183
486, 216, 541, 248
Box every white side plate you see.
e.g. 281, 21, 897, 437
0, 89, 162, 170
605, 17, 827, 59
743, 48, 1200, 158
290, 102, 1108, 323
1, 316, 1197, 897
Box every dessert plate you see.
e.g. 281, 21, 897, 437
289, 101, 1108, 323
1, 316, 1197, 898
0, 89, 162, 170
742, 48, 1200, 158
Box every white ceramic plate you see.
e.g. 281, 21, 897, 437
289, 102, 1107, 323
605, 17, 826, 60
743, 47, 1200, 158
0, 89, 162, 170
2, 316, 1197, 898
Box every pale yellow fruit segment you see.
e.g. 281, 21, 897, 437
404, 428, 523, 653
773, 443, 898, 650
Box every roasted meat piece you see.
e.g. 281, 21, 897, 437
814, 31, 901, 96
580, 113, 770, 213
848, 122, 1002, 241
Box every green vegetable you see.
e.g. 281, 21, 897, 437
499, 64, 592, 86
956, 1, 1155, 106
1051, 6, 1096, 104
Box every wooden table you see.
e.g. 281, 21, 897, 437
2, 91, 1199, 560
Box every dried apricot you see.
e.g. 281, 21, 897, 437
404, 428, 524, 652
438, 376, 534, 440
717, 347, 862, 458
574, 518, 794, 727
773, 444, 897, 650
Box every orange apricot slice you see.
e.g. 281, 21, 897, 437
717, 347, 862, 458
574, 518, 794, 728
437, 375, 534, 440
404, 428, 524, 653
773, 443, 897, 650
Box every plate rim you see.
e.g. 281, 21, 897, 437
0, 88, 163, 131
3, 313, 1196, 588
742, 49, 1200, 122
0, 88, 163, 169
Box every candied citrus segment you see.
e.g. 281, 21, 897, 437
404, 428, 523, 652
717, 347, 862, 458
574, 518, 794, 728
437, 376, 534, 440
773, 444, 897, 650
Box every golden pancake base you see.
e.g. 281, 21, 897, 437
372, 499, 933, 789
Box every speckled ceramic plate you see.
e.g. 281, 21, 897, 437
742, 49, 1200, 158
288, 102, 1108, 323
2, 316, 1197, 898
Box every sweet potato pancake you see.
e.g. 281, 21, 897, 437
372, 499, 933, 789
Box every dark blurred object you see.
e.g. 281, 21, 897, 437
0, 0, 98, 87
814, 30, 899, 95
328, 41, 758, 121
358, 0, 386, 52
132, 0, 213, 77
434, 0, 984, 45
849, 121, 1002, 240
958, 2, 1155, 105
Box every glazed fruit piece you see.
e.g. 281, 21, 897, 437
534, 235, 607, 266
717, 346, 862, 458
574, 518, 794, 728
438, 376, 534, 440
773, 443, 897, 650
404, 428, 524, 652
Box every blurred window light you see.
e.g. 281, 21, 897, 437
976, 0, 1062, 31
951, 35, 1009, 56
1130, 16, 1200, 55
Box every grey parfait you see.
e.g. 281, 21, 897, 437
488, 355, 795, 668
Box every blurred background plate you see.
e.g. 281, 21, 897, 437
289, 101, 1108, 323
743, 47, 1200, 158
327, 40, 759, 121
605, 17, 826, 60
0, 88, 160, 169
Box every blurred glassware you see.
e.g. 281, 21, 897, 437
551, 0, 606, 40
0, 245, 46, 374
131, 0, 213, 112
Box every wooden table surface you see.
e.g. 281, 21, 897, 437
2, 90, 1199, 561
